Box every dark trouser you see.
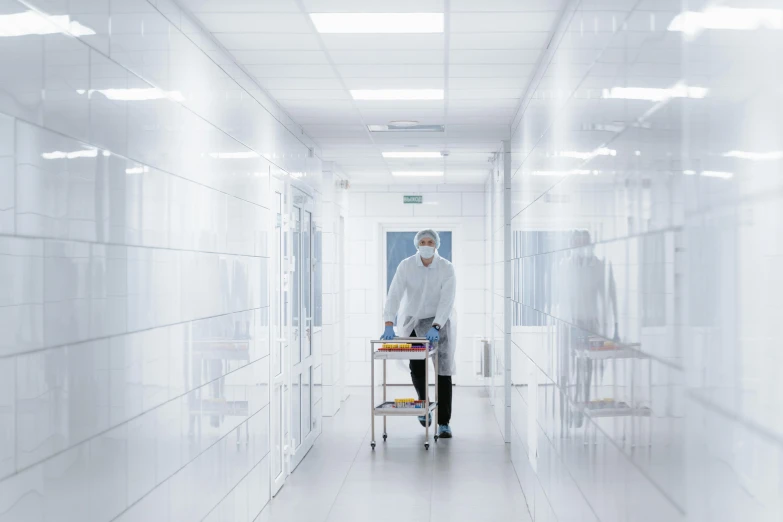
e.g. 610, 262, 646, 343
409, 329, 452, 425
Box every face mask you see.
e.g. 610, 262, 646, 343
418, 246, 435, 259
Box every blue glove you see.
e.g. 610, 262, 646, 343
380, 325, 395, 340
426, 327, 440, 344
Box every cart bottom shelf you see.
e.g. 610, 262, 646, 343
373, 402, 437, 416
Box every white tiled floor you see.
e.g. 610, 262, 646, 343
257, 387, 531, 522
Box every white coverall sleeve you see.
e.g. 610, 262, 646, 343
434, 266, 456, 327
383, 264, 406, 323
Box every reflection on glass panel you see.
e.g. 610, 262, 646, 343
641, 233, 667, 327
187, 311, 254, 437
292, 374, 301, 449
275, 192, 283, 376
314, 229, 322, 328
303, 366, 311, 438
283, 196, 289, 334
292, 207, 301, 364
304, 210, 312, 358
273, 386, 282, 479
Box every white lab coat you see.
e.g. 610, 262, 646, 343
384, 252, 457, 375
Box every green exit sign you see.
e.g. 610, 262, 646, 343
403, 195, 423, 204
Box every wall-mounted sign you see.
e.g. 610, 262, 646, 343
403, 195, 423, 204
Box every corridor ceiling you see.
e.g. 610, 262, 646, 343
178, 0, 567, 184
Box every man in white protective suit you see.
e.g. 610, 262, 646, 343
380, 229, 457, 439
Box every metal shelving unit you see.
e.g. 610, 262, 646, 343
370, 338, 438, 450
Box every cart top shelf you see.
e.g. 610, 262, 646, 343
373, 350, 436, 360
370, 337, 430, 344
371, 338, 434, 360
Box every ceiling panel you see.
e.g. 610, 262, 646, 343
256, 78, 344, 89
270, 90, 350, 100
329, 50, 443, 64
450, 64, 535, 78
179, 0, 299, 13
352, 100, 445, 111
336, 64, 444, 78
198, 13, 311, 33
448, 89, 523, 100
450, 32, 550, 49
342, 77, 444, 89
303, 125, 370, 138
451, 0, 564, 11
450, 12, 560, 32
284, 102, 355, 113
302, 0, 444, 12
229, 50, 329, 64
450, 49, 541, 64
448, 98, 519, 109
184, 0, 570, 185
449, 77, 529, 90
246, 64, 337, 78
320, 34, 444, 51
215, 33, 321, 50
358, 109, 445, 122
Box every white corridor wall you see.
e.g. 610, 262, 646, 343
0, 1, 322, 521
494, 2, 783, 522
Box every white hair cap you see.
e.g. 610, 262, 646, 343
414, 229, 440, 249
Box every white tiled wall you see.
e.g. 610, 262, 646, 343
496, 2, 783, 522
0, 1, 321, 520
344, 184, 488, 387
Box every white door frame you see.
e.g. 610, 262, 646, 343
290, 186, 318, 470
270, 174, 290, 497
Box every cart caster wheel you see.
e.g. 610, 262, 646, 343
425, 443, 430, 450
371, 442, 376, 450
383, 434, 387, 441
434, 435, 439, 442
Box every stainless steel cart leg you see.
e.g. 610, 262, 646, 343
424, 347, 430, 450
434, 350, 439, 443
383, 359, 387, 441
371, 347, 376, 450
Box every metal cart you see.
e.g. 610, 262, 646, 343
370, 338, 438, 450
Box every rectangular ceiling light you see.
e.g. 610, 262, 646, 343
351, 89, 443, 101
550, 148, 616, 160
392, 171, 443, 177
723, 150, 783, 161
78, 88, 185, 102
310, 13, 443, 34
42, 148, 110, 159
668, 7, 783, 36
701, 170, 734, 179
208, 152, 260, 159
383, 152, 442, 159
0, 11, 95, 37
532, 169, 599, 177
369, 124, 444, 133
602, 83, 708, 102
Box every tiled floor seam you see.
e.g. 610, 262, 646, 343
319, 424, 371, 522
